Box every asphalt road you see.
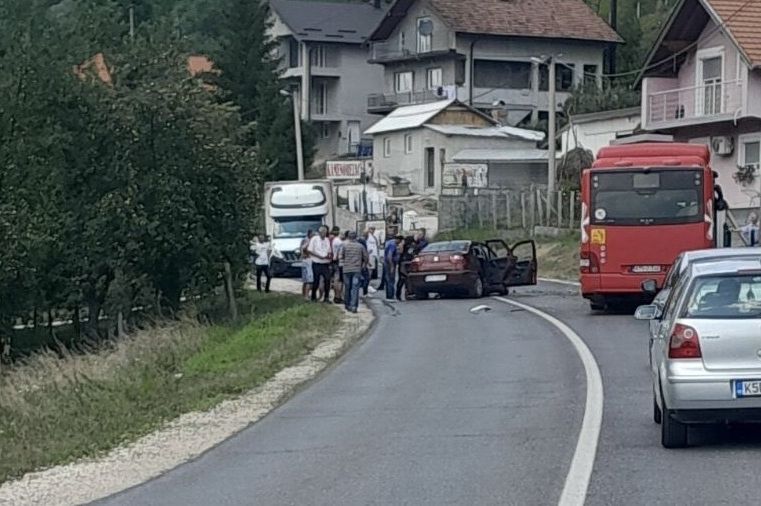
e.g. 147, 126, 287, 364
97, 282, 761, 506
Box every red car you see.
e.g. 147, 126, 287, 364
406, 239, 537, 299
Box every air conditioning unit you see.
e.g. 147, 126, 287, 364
711, 136, 735, 156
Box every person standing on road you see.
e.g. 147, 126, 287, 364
330, 227, 344, 304
308, 226, 332, 302
365, 226, 380, 280
396, 236, 416, 301
300, 229, 314, 301
357, 235, 371, 296
739, 213, 760, 246
414, 228, 428, 254
384, 234, 403, 300
253, 234, 272, 293
340, 231, 368, 313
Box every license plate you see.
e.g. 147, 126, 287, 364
632, 265, 661, 273
425, 274, 446, 282
734, 380, 761, 398
292, 261, 303, 268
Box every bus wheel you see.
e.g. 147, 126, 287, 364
590, 299, 605, 311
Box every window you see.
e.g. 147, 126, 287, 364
394, 71, 413, 93
289, 39, 300, 68
697, 48, 724, 116
455, 60, 466, 85
473, 60, 532, 89
741, 136, 761, 168
417, 17, 432, 53
404, 134, 413, 154
313, 82, 328, 115
683, 275, 761, 319
319, 123, 330, 139
426, 67, 443, 90
383, 137, 392, 157
399, 31, 405, 52
583, 64, 599, 86
425, 147, 435, 188
539, 63, 575, 91
310, 45, 327, 67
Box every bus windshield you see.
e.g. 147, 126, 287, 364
591, 168, 703, 226
273, 217, 323, 239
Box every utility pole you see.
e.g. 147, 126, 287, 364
293, 96, 305, 181
129, 4, 135, 41
548, 57, 557, 194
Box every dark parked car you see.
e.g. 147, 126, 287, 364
406, 239, 537, 299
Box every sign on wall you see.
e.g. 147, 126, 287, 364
326, 160, 373, 180
442, 163, 488, 188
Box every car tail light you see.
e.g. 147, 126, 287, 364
449, 254, 465, 268
580, 251, 600, 274
668, 323, 702, 359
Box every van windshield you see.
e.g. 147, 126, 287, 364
273, 217, 323, 239
591, 168, 703, 226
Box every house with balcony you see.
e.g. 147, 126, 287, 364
365, 0, 620, 126
269, 0, 389, 164
638, 0, 761, 212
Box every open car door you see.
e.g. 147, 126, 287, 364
506, 240, 537, 286
485, 240, 511, 289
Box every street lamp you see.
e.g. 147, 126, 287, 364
279, 89, 305, 181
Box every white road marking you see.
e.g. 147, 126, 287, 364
493, 296, 603, 506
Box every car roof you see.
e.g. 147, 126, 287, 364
690, 258, 761, 277
680, 248, 761, 270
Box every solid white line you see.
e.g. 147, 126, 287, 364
493, 296, 603, 506
538, 277, 581, 287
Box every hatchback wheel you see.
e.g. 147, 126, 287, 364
661, 407, 688, 448
470, 277, 484, 298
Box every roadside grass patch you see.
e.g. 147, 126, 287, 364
0, 292, 341, 484
436, 228, 579, 282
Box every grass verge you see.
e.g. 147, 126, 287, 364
436, 228, 579, 282
0, 291, 341, 484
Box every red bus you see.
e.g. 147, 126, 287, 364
579, 143, 728, 310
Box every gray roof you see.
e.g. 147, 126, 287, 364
270, 0, 390, 44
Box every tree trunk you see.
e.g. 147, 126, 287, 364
117, 311, 126, 339
73, 305, 81, 338
155, 290, 164, 320
224, 262, 238, 321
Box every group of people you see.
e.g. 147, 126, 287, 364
250, 225, 429, 313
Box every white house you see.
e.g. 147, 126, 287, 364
638, 0, 761, 214
364, 100, 546, 194
559, 107, 641, 158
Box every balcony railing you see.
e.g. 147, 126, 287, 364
646, 80, 743, 128
367, 90, 445, 111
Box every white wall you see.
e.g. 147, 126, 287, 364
372, 128, 537, 194
560, 113, 640, 157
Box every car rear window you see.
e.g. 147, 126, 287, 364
422, 241, 469, 253
683, 274, 761, 318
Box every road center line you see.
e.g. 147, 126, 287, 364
493, 296, 603, 506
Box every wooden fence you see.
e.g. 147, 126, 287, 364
439, 186, 580, 232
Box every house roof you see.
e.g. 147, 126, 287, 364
370, 0, 621, 43
270, 0, 389, 44
425, 124, 545, 142
568, 107, 641, 125
364, 99, 496, 135
639, 0, 761, 82
453, 148, 554, 162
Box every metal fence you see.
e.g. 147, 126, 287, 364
439, 186, 580, 232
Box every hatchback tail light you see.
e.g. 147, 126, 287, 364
449, 254, 464, 262
580, 251, 600, 274
668, 323, 702, 359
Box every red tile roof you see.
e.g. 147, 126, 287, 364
429, 0, 620, 43
706, 0, 761, 66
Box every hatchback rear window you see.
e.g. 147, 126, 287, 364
422, 241, 469, 253
684, 275, 761, 318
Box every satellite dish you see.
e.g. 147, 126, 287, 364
418, 19, 433, 35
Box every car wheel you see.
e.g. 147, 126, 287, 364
590, 300, 605, 311
661, 406, 688, 448
414, 290, 428, 300
653, 395, 662, 424
469, 277, 484, 298
498, 283, 509, 296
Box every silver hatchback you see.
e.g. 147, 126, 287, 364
636, 258, 761, 448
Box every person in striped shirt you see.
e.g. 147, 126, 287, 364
340, 231, 368, 313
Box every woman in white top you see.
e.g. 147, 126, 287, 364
252, 234, 273, 293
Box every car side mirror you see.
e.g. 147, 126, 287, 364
641, 279, 658, 295
634, 304, 661, 321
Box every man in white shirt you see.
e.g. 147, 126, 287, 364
365, 226, 379, 280
740, 213, 760, 247
308, 226, 332, 302
252, 234, 272, 293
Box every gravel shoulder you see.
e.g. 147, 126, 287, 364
0, 279, 374, 506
